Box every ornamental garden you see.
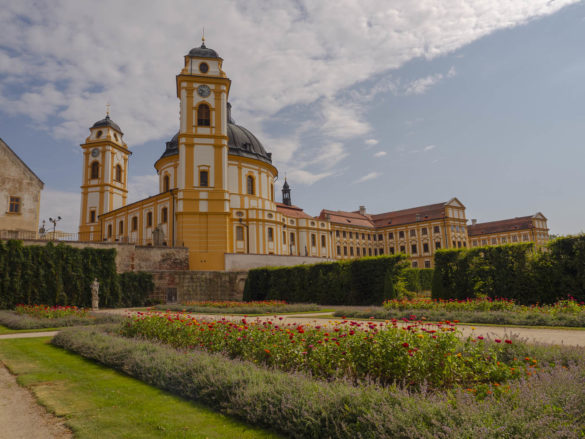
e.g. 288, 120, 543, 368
1, 235, 585, 437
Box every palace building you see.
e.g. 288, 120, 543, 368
468, 214, 549, 248
78, 41, 549, 271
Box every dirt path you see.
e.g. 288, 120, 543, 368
0, 362, 72, 439
0, 331, 59, 340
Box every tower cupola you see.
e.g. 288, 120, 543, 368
282, 178, 291, 206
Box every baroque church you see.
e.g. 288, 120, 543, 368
78, 41, 549, 271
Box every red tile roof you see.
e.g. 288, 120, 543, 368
276, 203, 314, 219
468, 216, 535, 236
318, 209, 374, 228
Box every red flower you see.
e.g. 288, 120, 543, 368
505, 339, 512, 344
495, 339, 502, 343
402, 342, 409, 348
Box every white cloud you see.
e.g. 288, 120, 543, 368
403, 73, 444, 95
320, 99, 371, 139
128, 175, 159, 203
312, 142, 348, 170
423, 144, 437, 151
365, 138, 379, 146
287, 168, 334, 185
374, 151, 387, 157
39, 188, 80, 232
355, 171, 381, 183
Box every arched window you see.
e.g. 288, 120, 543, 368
115, 164, 122, 183
163, 175, 170, 192
90, 161, 99, 179
131, 216, 138, 231
197, 104, 210, 126
161, 207, 168, 223
246, 175, 255, 195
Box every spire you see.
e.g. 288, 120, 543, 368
282, 177, 291, 206
201, 27, 206, 48
106, 103, 110, 117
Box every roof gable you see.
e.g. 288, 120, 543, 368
0, 138, 44, 188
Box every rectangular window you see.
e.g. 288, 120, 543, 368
452, 240, 456, 248
236, 226, 244, 241
107, 224, 112, 238
389, 246, 395, 254
410, 229, 417, 237
379, 248, 384, 255
373, 234, 377, 241
282, 231, 286, 244
472, 240, 478, 247
457, 241, 462, 248
512, 235, 518, 242
482, 239, 487, 246
343, 246, 347, 256
356, 247, 360, 256
368, 234, 371, 241
336, 230, 340, 237
350, 247, 354, 256
8, 196, 20, 213
421, 227, 428, 235
399, 231, 405, 239
119, 221, 124, 235
378, 234, 383, 241
400, 245, 406, 253
268, 227, 274, 242
374, 248, 378, 256
131, 216, 138, 231
89, 210, 96, 223
343, 231, 347, 238
435, 241, 441, 250
411, 244, 417, 254
412, 261, 418, 268
423, 243, 429, 253
424, 260, 431, 268
321, 235, 326, 247
311, 234, 316, 247
491, 238, 497, 245
290, 233, 295, 244
368, 248, 372, 256
147, 212, 153, 227
434, 226, 440, 234
161, 207, 168, 223
199, 170, 209, 187
349, 232, 353, 239
388, 232, 394, 239
361, 233, 365, 240
337, 245, 341, 255
523, 234, 529, 242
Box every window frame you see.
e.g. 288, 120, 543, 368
197, 103, 211, 126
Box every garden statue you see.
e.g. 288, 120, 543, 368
91, 278, 100, 310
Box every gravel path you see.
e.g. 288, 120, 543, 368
0, 362, 72, 439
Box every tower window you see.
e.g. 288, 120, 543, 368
199, 62, 209, 73
146, 212, 153, 227
114, 164, 122, 182
131, 216, 138, 231
246, 175, 255, 195
9, 197, 20, 213
163, 175, 170, 192
96, 130, 102, 138
200, 170, 209, 187
90, 210, 96, 223
197, 104, 210, 126
90, 161, 99, 179
161, 207, 168, 223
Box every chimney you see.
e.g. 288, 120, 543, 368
471, 219, 477, 225
359, 206, 366, 216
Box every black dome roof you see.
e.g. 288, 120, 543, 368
159, 132, 179, 159
188, 42, 219, 59
92, 115, 123, 134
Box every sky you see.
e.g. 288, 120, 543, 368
0, 0, 584, 235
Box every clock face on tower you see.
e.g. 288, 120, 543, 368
197, 85, 211, 97
91, 148, 100, 157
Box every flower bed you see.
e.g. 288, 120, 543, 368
156, 301, 321, 315
119, 312, 532, 390
15, 304, 89, 319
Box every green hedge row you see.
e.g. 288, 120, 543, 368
243, 255, 408, 305
432, 235, 585, 304
403, 268, 434, 293
0, 240, 153, 309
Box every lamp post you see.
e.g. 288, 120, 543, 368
49, 216, 61, 240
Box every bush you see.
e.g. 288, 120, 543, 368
243, 255, 408, 306
403, 268, 434, 293
118, 271, 154, 307
0, 310, 122, 329
52, 326, 585, 438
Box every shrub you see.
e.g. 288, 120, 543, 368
118, 271, 154, 307
403, 268, 434, 293
244, 255, 408, 306
52, 326, 585, 438
0, 310, 122, 329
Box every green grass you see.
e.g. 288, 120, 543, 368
0, 337, 280, 439
0, 325, 62, 334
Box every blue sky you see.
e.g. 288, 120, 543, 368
0, 0, 583, 234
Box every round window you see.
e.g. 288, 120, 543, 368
96, 130, 102, 138
199, 62, 209, 73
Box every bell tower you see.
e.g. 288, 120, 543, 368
175, 39, 231, 269
79, 112, 131, 241
282, 178, 291, 206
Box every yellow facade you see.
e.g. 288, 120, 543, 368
468, 213, 549, 249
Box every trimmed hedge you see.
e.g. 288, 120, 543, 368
0, 240, 154, 309
432, 236, 585, 304
403, 268, 434, 293
243, 255, 408, 306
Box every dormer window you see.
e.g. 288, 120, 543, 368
197, 104, 210, 126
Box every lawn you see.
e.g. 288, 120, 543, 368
0, 337, 280, 439
0, 325, 61, 335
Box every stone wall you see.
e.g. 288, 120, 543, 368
150, 270, 248, 303
16, 239, 189, 273
225, 253, 333, 271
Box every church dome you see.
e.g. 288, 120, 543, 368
92, 115, 123, 134
188, 42, 219, 59
159, 132, 179, 159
